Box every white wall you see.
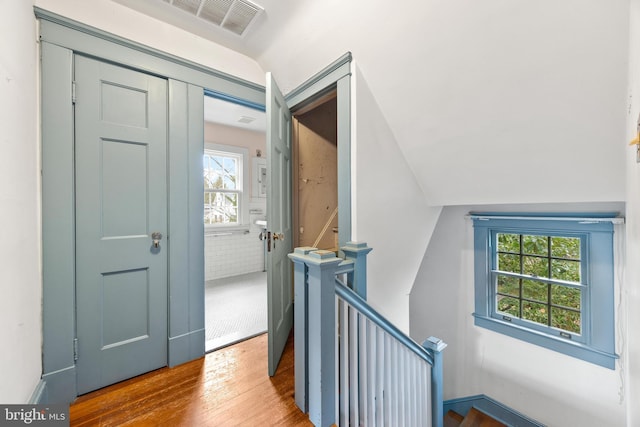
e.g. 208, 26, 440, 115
353, 65, 441, 331
34, 0, 265, 85
409, 203, 626, 427
625, 0, 640, 425
256, 0, 628, 207
0, 0, 43, 403
392, 0, 629, 206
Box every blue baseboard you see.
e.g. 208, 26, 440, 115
168, 328, 205, 367
28, 380, 47, 404
444, 395, 545, 427
41, 365, 77, 404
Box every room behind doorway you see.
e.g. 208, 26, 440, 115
203, 95, 268, 352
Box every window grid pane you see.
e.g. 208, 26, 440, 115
495, 233, 583, 335
204, 154, 239, 191
203, 150, 242, 226
204, 191, 238, 224
496, 274, 582, 334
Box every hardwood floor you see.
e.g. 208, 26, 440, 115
70, 332, 312, 426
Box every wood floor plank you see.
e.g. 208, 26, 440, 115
70, 332, 312, 426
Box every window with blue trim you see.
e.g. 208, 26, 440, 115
472, 213, 620, 369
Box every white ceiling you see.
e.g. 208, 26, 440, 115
204, 96, 265, 132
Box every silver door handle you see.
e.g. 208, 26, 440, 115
151, 232, 163, 248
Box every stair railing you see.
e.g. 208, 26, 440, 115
289, 243, 447, 427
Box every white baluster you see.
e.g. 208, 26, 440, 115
375, 328, 384, 427
339, 299, 349, 427
404, 349, 410, 427
367, 320, 376, 425
423, 358, 431, 426
390, 340, 400, 426
414, 352, 420, 426
384, 334, 392, 427
359, 314, 368, 426
332, 283, 444, 427
419, 357, 427, 427
428, 361, 432, 425
349, 305, 359, 426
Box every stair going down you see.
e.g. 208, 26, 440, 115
444, 407, 508, 427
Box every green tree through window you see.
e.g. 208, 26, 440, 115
496, 233, 582, 334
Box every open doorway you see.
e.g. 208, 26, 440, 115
203, 62, 347, 366
203, 95, 268, 352
292, 90, 338, 251
203, 89, 338, 353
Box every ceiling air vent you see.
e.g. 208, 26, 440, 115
173, 0, 201, 14
238, 115, 256, 124
164, 0, 263, 36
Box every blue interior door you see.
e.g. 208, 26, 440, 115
266, 72, 294, 376
74, 55, 168, 394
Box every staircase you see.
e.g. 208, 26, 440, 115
443, 395, 545, 427
289, 243, 446, 427
289, 243, 544, 427
445, 408, 507, 427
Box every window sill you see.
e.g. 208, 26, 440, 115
472, 313, 618, 369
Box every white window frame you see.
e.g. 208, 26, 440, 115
204, 144, 249, 229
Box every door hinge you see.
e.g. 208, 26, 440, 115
73, 338, 79, 361
72, 81, 77, 104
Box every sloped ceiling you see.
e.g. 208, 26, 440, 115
115, 0, 628, 207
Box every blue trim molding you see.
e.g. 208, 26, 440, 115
444, 395, 545, 427
34, 7, 265, 105
284, 52, 351, 109
28, 381, 48, 404
204, 89, 265, 112
471, 213, 620, 369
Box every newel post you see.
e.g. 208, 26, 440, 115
341, 241, 372, 299
306, 250, 343, 427
288, 247, 317, 413
423, 336, 447, 427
